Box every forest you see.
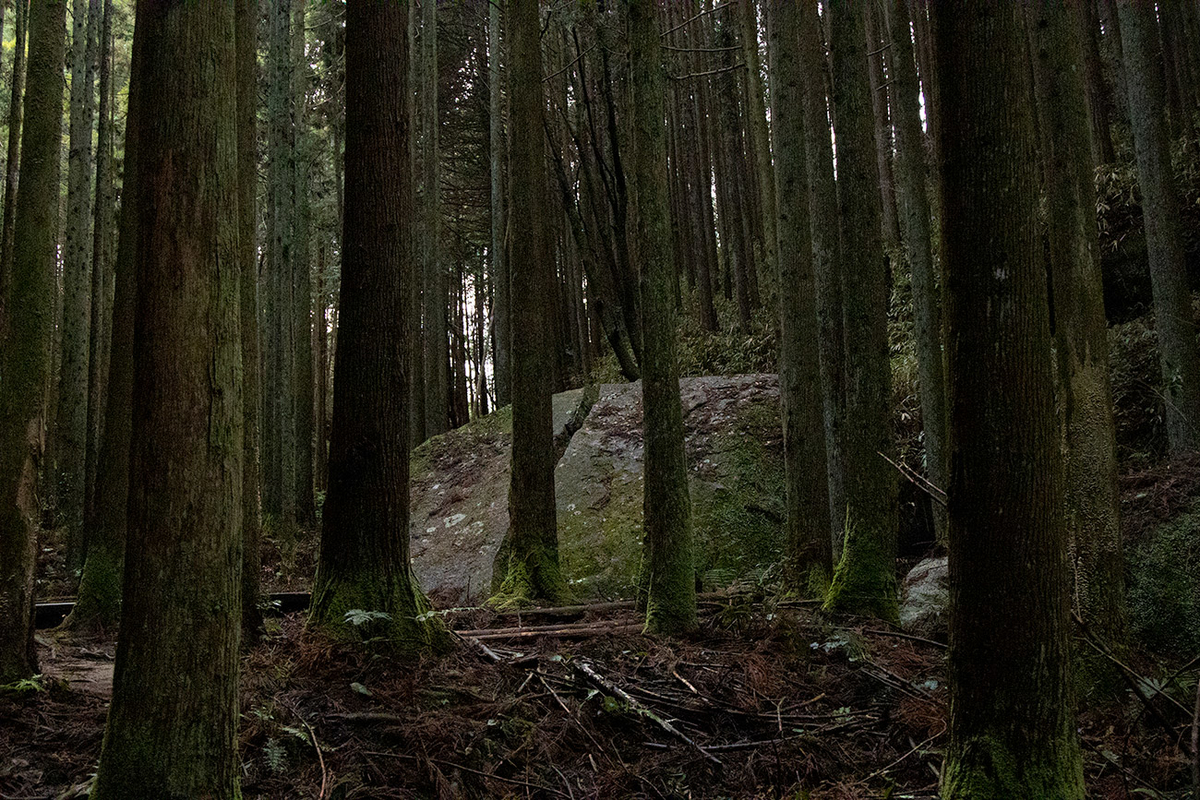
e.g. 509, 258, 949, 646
2, 0, 1200, 797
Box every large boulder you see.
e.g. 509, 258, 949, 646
899, 556, 948, 641
409, 375, 787, 605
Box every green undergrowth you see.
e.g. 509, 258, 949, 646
1127, 499, 1200, 657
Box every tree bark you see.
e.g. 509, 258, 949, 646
309, 0, 446, 653
55, 0, 99, 570
797, 0, 846, 555
768, 0, 833, 590
490, 0, 510, 407
1073, 0, 1116, 165
266, 0, 296, 527
824, 0, 899, 622
936, 4, 1085, 795
630, 0, 696, 635
83, 0, 112, 542
1029, 0, 1127, 648
293, 0, 315, 525
0, 0, 27, 333
0, 0, 63, 684
1119, 0, 1200, 453
420, 0, 449, 439
738, 0, 778, 295
238, 0, 264, 644
493, 0, 564, 602
865, 1, 900, 252
70, 0, 119, 634
91, 1, 243, 794
886, 0, 948, 544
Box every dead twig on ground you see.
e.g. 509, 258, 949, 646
863, 628, 947, 650
575, 659, 723, 768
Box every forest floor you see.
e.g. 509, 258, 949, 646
0, 592, 1190, 799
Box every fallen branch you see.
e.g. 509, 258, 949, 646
575, 660, 723, 767
864, 730, 944, 782
863, 628, 947, 650
465, 623, 645, 642
878, 452, 947, 507
286, 703, 329, 800
1073, 611, 1192, 747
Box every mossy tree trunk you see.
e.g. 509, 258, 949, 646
56, 0, 99, 571
1030, 0, 1128, 650
493, 0, 564, 603
238, 0, 264, 644
936, 4, 1085, 796
91, 1, 243, 794
69, 0, 138, 634
886, 0, 948, 544
1118, 0, 1200, 454
767, 0, 833, 592
823, 0, 899, 622
0, 0, 64, 684
797, 0, 847, 556
629, 0, 697, 635
308, 0, 447, 653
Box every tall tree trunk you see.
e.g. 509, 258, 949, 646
315, 240, 329, 491
799, 0, 847, 557
266, 0, 296, 527
238, 0, 264, 643
1031, 0, 1127, 654
490, 0, 510, 407
1074, 0, 1116, 165
768, 0, 833, 590
686, 21, 717, 332
739, 0, 778, 295
56, 0, 99, 570
0, 0, 64, 683
83, 0, 113, 531
630, 0, 696, 635
421, 0, 448, 439
407, 0, 425, 447
494, 0, 564, 603
309, 0, 446, 652
886, 0, 948, 544
936, 4, 1085, 795
293, 0, 315, 524
70, 0, 118, 633
824, 0, 899, 622
693, 32, 720, 329
0, 0, 27, 334
90, 1, 243, 794
1119, 0, 1200, 453
865, 2, 900, 252
1098, 0, 1128, 124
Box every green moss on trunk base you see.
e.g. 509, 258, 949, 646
942, 732, 1085, 799
824, 519, 899, 623
490, 538, 567, 607
62, 546, 122, 632
310, 574, 450, 656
